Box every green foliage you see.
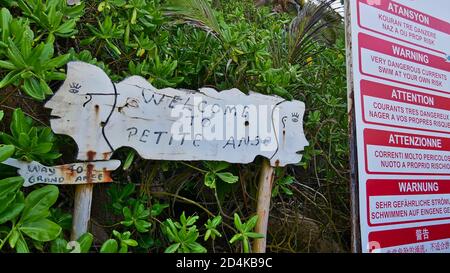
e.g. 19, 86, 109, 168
121, 201, 151, 233
0, 144, 14, 162
1, 108, 60, 163
0, 109, 63, 253
165, 0, 222, 35
122, 150, 135, 170
0, 184, 62, 253
107, 183, 136, 215
128, 55, 184, 88
100, 238, 119, 253
162, 212, 206, 253
0, 7, 70, 100
84, 16, 124, 56
105, 184, 169, 252
150, 202, 169, 217
281, 0, 341, 66
203, 161, 238, 189
100, 230, 138, 253
49, 207, 72, 231
204, 215, 222, 241
15, 0, 85, 42
272, 175, 294, 197
229, 214, 263, 253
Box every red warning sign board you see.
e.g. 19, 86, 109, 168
346, 0, 450, 253
363, 129, 450, 175
361, 80, 450, 134
366, 179, 450, 226
358, 33, 450, 93
356, 0, 450, 54
368, 223, 450, 253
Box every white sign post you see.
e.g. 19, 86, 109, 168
41, 61, 308, 249
346, 0, 450, 253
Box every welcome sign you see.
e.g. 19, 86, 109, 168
45, 61, 308, 167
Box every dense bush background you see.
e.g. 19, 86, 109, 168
0, 0, 349, 253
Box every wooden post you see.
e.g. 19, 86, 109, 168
70, 156, 120, 240
71, 184, 94, 241
253, 159, 275, 253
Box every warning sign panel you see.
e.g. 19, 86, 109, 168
346, 0, 450, 253
364, 129, 450, 175
367, 179, 450, 226
356, 0, 450, 54
361, 80, 450, 133
368, 223, 450, 253
358, 33, 450, 93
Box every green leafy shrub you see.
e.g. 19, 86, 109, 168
100, 230, 138, 253
0, 7, 71, 100
1, 108, 60, 163
0, 108, 64, 253
229, 214, 263, 253
0, 183, 62, 253
162, 212, 206, 253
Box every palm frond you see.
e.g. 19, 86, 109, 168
271, 0, 343, 67
289, 0, 342, 63
164, 0, 222, 37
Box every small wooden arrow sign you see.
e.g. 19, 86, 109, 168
3, 158, 121, 186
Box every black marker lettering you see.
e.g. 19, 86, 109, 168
202, 118, 211, 127
183, 97, 192, 111
169, 96, 182, 109
140, 129, 151, 143
181, 133, 187, 145
193, 134, 201, 147
198, 101, 207, 113
211, 104, 221, 114
27, 165, 39, 173
242, 105, 249, 118
142, 88, 165, 105
238, 136, 250, 147
225, 105, 237, 116
251, 136, 260, 146
223, 137, 236, 149
127, 127, 138, 141
154, 131, 168, 144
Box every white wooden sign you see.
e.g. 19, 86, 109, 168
36, 60, 308, 244
45, 61, 309, 167
3, 158, 120, 186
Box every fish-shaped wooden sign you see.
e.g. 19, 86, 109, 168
45, 61, 308, 167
